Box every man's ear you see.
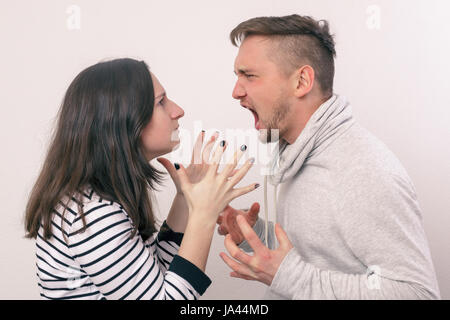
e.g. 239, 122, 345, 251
292, 65, 315, 98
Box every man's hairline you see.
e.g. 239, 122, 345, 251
236, 34, 311, 79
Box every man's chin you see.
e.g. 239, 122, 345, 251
258, 128, 280, 144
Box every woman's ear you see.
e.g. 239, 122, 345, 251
292, 65, 315, 98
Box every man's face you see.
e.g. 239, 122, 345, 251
232, 35, 292, 143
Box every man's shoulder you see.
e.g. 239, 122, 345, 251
325, 123, 412, 184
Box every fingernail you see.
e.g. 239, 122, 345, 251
240, 144, 247, 151
249, 157, 255, 164
255, 183, 260, 189
201, 129, 205, 133
220, 140, 226, 147
174, 163, 180, 170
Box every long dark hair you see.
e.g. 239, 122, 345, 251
25, 58, 164, 241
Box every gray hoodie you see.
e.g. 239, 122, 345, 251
240, 94, 441, 299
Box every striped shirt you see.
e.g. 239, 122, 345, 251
35, 187, 211, 300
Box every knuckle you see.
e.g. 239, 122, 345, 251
230, 250, 240, 260
251, 262, 263, 274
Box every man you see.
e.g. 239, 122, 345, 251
216, 14, 440, 299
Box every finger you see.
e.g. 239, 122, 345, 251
173, 163, 190, 192
207, 140, 227, 175
274, 223, 293, 251
236, 215, 266, 254
191, 130, 205, 165
226, 169, 239, 181
230, 271, 255, 281
157, 157, 181, 190
247, 202, 260, 221
201, 131, 219, 163
228, 183, 260, 203
224, 234, 253, 265
219, 251, 257, 279
157, 157, 178, 178
217, 225, 228, 235
221, 144, 247, 178
227, 157, 255, 187
222, 208, 243, 242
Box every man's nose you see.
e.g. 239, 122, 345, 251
232, 81, 246, 100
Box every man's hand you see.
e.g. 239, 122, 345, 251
216, 203, 260, 244
220, 215, 293, 286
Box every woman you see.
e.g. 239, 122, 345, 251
24, 58, 258, 300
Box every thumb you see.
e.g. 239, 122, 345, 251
248, 202, 260, 216
157, 157, 176, 176
246, 202, 260, 225
274, 223, 293, 251
174, 163, 190, 191
157, 157, 180, 186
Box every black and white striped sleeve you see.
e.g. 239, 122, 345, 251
66, 203, 211, 299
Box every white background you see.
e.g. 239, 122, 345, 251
0, 0, 449, 299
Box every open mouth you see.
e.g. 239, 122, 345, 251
242, 104, 260, 130
249, 109, 260, 130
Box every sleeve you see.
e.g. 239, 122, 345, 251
67, 205, 211, 300
268, 173, 441, 300
144, 220, 183, 273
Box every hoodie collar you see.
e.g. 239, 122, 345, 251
267, 94, 354, 185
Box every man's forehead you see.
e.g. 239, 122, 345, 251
234, 36, 273, 69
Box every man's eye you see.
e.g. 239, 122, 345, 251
246, 74, 255, 78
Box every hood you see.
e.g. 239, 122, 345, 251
267, 94, 354, 186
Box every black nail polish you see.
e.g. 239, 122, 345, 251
255, 183, 260, 189
174, 163, 180, 170
240, 144, 247, 151
220, 140, 226, 147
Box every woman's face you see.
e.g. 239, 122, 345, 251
141, 72, 184, 160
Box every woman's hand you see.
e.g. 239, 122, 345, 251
157, 131, 219, 195
175, 139, 259, 272
175, 140, 259, 224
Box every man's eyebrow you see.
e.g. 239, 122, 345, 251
234, 68, 254, 75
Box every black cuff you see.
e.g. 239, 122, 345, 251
157, 220, 184, 246
168, 255, 212, 295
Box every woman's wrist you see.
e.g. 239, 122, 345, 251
186, 209, 217, 230
178, 212, 216, 272
166, 193, 189, 233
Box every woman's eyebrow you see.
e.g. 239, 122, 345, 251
155, 92, 166, 100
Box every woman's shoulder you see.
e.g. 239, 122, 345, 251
55, 186, 128, 228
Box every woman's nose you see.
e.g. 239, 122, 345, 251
172, 103, 184, 119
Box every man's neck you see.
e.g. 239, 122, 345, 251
282, 94, 332, 144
